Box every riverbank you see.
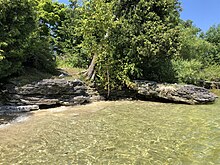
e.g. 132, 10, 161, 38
0, 99, 219, 164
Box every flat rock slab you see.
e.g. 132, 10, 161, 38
1, 79, 90, 107
134, 80, 218, 104
0, 105, 39, 113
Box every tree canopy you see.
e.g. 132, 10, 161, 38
0, 0, 37, 78
0, 0, 220, 91
72, 0, 182, 92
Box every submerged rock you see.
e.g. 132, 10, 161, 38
134, 80, 218, 104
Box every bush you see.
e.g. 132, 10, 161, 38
0, 0, 36, 79
172, 58, 220, 84
23, 35, 56, 73
56, 52, 89, 69
141, 58, 177, 83
172, 58, 203, 84
197, 65, 220, 81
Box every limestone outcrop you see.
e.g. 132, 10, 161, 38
134, 80, 218, 104
0, 78, 218, 114
0, 105, 39, 113
1, 79, 90, 107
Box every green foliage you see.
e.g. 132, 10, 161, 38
56, 53, 88, 68
174, 21, 220, 84
197, 65, 220, 82
179, 20, 214, 63
202, 24, 220, 65
23, 0, 69, 73
23, 31, 56, 73
2, 0, 220, 88
204, 24, 220, 45
74, 0, 182, 89
0, 0, 37, 79
57, 0, 89, 68
36, 0, 67, 53
172, 58, 202, 84
76, 0, 115, 58
0, 0, 59, 80
111, 0, 181, 84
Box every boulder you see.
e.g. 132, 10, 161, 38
134, 80, 218, 104
1, 79, 90, 107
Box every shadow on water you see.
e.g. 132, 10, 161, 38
0, 112, 31, 125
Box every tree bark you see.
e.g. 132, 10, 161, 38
84, 54, 97, 80
107, 65, 110, 98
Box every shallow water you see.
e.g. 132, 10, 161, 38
0, 114, 18, 125
0, 100, 219, 164
0, 113, 30, 126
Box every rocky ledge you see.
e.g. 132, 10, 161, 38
0, 105, 39, 113
0, 79, 90, 113
0, 79, 218, 113
134, 80, 218, 104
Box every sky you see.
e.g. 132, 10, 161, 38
58, 0, 220, 32
180, 0, 220, 32
58, 0, 69, 4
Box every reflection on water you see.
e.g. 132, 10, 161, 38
0, 100, 219, 164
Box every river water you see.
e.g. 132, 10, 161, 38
0, 100, 219, 164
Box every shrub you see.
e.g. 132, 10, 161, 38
56, 52, 89, 68
0, 0, 36, 79
172, 58, 203, 84
197, 65, 220, 81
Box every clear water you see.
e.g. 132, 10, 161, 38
0, 100, 219, 164
0, 113, 28, 125
0, 114, 18, 125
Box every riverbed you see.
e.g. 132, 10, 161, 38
0, 100, 219, 164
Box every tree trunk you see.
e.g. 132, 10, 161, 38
84, 54, 97, 80
107, 65, 110, 98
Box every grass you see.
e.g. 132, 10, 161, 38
7, 67, 86, 86
0, 99, 220, 164
57, 67, 86, 80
